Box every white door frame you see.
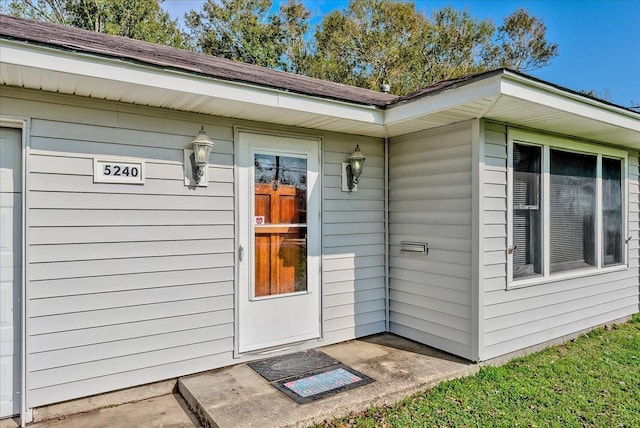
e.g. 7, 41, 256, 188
233, 128, 323, 355
0, 117, 30, 425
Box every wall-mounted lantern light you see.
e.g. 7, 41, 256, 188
342, 144, 366, 192
189, 126, 215, 184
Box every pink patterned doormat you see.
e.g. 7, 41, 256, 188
248, 350, 374, 404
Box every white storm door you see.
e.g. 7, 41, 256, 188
0, 128, 22, 418
238, 132, 321, 353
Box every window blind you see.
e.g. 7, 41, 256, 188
513, 144, 542, 278
549, 150, 596, 272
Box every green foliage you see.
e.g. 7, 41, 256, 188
484, 7, 559, 71
186, 0, 557, 94
303, 0, 425, 94
185, 0, 310, 69
306, 1, 558, 94
418, 6, 494, 86
5, 0, 189, 48
278, 0, 310, 73
317, 316, 640, 427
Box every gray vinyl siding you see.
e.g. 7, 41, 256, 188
1, 88, 386, 408
388, 121, 474, 360
322, 135, 387, 343
1, 89, 235, 407
479, 121, 640, 360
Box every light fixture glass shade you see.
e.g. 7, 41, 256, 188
349, 144, 365, 183
190, 127, 215, 166
190, 126, 215, 184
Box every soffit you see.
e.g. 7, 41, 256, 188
485, 95, 639, 148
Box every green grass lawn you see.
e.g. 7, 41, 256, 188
318, 313, 640, 428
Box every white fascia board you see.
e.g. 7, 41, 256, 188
383, 75, 502, 125
0, 40, 384, 125
500, 72, 640, 132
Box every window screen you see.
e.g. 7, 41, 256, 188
513, 143, 542, 278
603, 157, 623, 266
549, 150, 596, 273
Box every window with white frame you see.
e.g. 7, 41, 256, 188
508, 129, 627, 285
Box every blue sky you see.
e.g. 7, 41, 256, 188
163, 0, 640, 108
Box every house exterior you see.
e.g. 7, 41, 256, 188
1, 14, 638, 423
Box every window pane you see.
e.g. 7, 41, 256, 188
550, 150, 596, 273
254, 228, 307, 296
513, 143, 542, 278
254, 154, 307, 224
603, 157, 623, 266
254, 154, 308, 297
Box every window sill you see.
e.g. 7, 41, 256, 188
507, 264, 629, 290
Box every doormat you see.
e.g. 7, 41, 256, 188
248, 349, 339, 382
273, 364, 374, 404
248, 350, 374, 404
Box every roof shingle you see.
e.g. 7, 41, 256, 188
0, 14, 397, 107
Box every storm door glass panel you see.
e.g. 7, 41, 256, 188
602, 157, 623, 266
254, 154, 307, 297
513, 143, 542, 279
550, 150, 596, 273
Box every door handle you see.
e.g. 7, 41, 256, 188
239, 245, 244, 261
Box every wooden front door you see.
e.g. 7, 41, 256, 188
237, 132, 321, 353
254, 182, 306, 297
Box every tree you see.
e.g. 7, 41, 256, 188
185, 0, 310, 70
305, 1, 496, 93
4, 0, 75, 23
483, 8, 558, 71
5, 0, 189, 48
417, 7, 494, 86
278, 0, 310, 73
304, 0, 426, 93
306, 1, 558, 94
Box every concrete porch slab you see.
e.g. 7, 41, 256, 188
179, 334, 480, 428
13, 394, 200, 428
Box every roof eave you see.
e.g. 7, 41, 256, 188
484, 71, 640, 147
499, 70, 640, 128
0, 38, 388, 136
2, 35, 638, 145
383, 70, 639, 146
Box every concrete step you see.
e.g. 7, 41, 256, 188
16, 394, 200, 428
178, 334, 478, 428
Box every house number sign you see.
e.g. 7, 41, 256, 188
93, 158, 145, 184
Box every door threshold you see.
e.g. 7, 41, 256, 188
257, 345, 295, 355
237, 337, 323, 358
